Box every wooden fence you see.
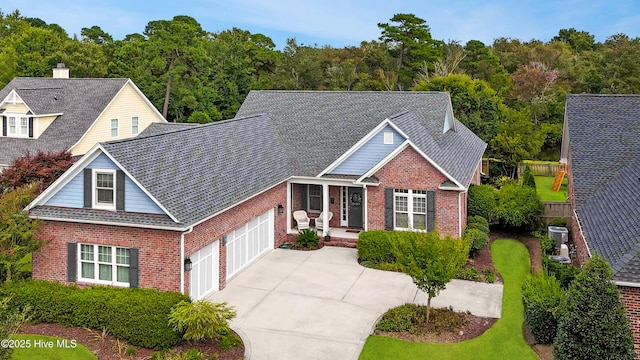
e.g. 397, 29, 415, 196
518, 162, 561, 177
541, 201, 572, 220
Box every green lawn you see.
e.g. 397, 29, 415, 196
359, 239, 537, 360
535, 175, 567, 202
11, 334, 95, 360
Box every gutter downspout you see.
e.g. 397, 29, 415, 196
180, 226, 194, 295
573, 209, 592, 258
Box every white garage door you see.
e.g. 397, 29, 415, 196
189, 241, 219, 300
226, 209, 274, 279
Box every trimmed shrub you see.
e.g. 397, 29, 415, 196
468, 184, 497, 221
495, 184, 543, 229
295, 228, 319, 248
377, 303, 425, 333
464, 228, 489, 257
1, 280, 189, 349
522, 165, 536, 191
168, 300, 236, 342
522, 273, 564, 344
549, 218, 567, 227
466, 216, 490, 235
456, 268, 480, 281
482, 268, 496, 283
554, 255, 635, 359
543, 258, 579, 289
357, 231, 394, 264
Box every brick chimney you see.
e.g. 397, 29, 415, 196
52, 63, 69, 78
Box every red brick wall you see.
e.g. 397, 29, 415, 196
618, 286, 640, 357
33, 222, 182, 291
566, 150, 590, 266
472, 161, 482, 185
184, 182, 288, 291
368, 146, 462, 237
329, 186, 341, 228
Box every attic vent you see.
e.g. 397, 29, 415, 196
384, 131, 394, 144
52, 63, 69, 79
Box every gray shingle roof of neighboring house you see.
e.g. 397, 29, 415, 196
99, 114, 291, 226
567, 94, 640, 283
566, 94, 640, 208
137, 122, 201, 138
0, 78, 129, 165
236, 90, 487, 187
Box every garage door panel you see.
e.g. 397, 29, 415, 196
226, 209, 274, 279
190, 241, 219, 300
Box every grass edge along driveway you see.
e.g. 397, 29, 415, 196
359, 239, 538, 360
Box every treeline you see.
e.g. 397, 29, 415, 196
2, 10, 640, 165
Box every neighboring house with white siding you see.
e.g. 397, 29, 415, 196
0, 64, 166, 167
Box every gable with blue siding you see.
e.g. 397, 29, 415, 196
45, 152, 165, 214
330, 125, 406, 175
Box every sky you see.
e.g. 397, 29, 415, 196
3, 0, 640, 48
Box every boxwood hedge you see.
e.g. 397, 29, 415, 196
0, 280, 190, 349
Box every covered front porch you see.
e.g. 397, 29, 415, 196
286, 176, 378, 241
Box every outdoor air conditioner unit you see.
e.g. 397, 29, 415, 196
549, 226, 568, 249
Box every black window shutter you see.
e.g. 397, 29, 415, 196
2, 116, 6, 136
300, 184, 308, 210
83, 169, 92, 208
67, 242, 77, 282
28, 117, 33, 138
384, 188, 394, 230
427, 191, 436, 232
129, 248, 139, 288
116, 170, 125, 211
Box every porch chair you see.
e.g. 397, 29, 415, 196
315, 211, 333, 232
293, 210, 310, 230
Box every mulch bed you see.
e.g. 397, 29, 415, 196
20, 323, 244, 360
375, 314, 497, 343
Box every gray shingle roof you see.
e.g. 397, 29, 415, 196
566, 94, 640, 208
137, 122, 201, 138
236, 91, 486, 187
567, 94, 640, 283
29, 205, 183, 229
578, 156, 640, 283
0, 78, 129, 165
100, 114, 291, 226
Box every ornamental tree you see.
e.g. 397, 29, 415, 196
0, 151, 74, 193
553, 255, 635, 360
392, 231, 469, 323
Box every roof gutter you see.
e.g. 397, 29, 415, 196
180, 226, 194, 295
614, 281, 640, 288
573, 209, 592, 258
27, 215, 188, 232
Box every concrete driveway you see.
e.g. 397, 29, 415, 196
207, 247, 503, 360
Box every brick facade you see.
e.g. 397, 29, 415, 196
33, 222, 182, 291
618, 286, 640, 357
368, 146, 462, 237
33, 149, 471, 295
184, 182, 288, 291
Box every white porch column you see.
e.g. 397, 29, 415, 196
322, 183, 329, 237
363, 185, 368, 231
286, 181, 292, 233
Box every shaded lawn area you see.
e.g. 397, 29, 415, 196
359, 239, 537, 360
11, 334, 95, 360
535, 176, 567, 202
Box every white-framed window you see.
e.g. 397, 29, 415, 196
308, 185, 322, 212
394, 189, 428, 230
8, 117, 16, 135
93, 169, 116, 210
78, 243, 130, 286
20, 117, 28, 136
6, 115, 29, 137
131, 116, 139, 135
384, 130, 394, 144
110, 118, 118, 137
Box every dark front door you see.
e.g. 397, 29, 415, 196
347, 187, 363, 228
